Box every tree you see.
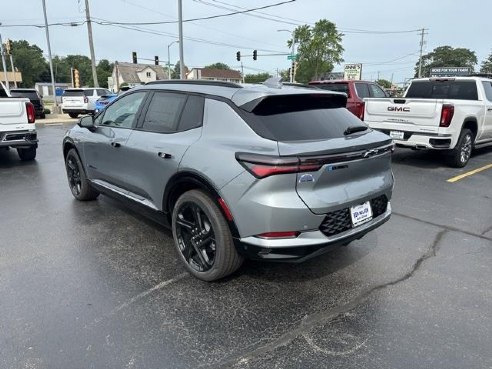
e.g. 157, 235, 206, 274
244, 72, 271, 83
204, 62, 230, 70
1, 40, 49, 87
171, 61, 189, 79
64, 55, 93, 86
480, 52, 492, 74
376, 79, 392, 89
97, 59, 114, 88
288, 19, 344, 83
414, 46, 477, 78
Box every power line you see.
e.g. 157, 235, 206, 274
93, 0, 296, 26
91, 17, 285, 54
115, 0, 284, 51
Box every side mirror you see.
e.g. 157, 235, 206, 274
79, 115, 96, 130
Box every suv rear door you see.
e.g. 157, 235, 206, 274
62, 89, 85, 109
244, 94, 393, 214
123, 92, 204, 208
84, 91, 147, 189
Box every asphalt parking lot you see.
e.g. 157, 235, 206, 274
1, 125, 491, 369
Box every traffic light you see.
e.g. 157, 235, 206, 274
5, 39, 12, 55
253, 50, 257, 61
154, 56, 159, 66
132, 51, 137, 64
73, 68, 80, 88
236, 51, 241, 61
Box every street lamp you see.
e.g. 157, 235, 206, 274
167, 40, 179, 79
278, 29, 295, 83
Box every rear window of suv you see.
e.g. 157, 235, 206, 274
243, 94, 366, 141
10, 90, 39, 99
406, 80, 478, 100
63, 90, 85, 97
312, 83, 350, 97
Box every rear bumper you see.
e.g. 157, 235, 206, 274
0, 130, 38, 148
62, 108, 94, 114
368, 126, 456, 150
235, 202, 391, 261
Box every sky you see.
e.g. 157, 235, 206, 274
0, 0, 490, 85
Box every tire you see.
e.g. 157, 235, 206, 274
68, 113, 79, 119
40, 112, 46, 119
172, 190, 243, 281
448, 128, 473, 168
17, 147, 36, 161
65, 148, 99, 201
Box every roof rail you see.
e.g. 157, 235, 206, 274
145, 80, 243, 88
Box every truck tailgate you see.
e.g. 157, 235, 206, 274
0, 98, 29, 126
365, 98, 442, 132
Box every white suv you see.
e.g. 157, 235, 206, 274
62, 88, 112, 118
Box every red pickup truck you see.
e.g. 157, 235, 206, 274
309, 80, 388, 120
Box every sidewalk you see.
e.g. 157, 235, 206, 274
35, 113, 78, 127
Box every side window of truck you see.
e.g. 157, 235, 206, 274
482, 82, 492, 102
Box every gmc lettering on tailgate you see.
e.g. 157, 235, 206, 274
388, 106, 410, 112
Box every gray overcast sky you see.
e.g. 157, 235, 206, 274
0, 0, 490, 84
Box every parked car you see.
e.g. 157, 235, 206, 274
94, 94, 117, 113
63, 80, 394, 281
0, 82, 37, 161
364, 76, 492, 167
308, 80, 388, 120
62, 88, 112, 118
10, 88, 45, 119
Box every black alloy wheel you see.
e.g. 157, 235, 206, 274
172, 190, 243, 281
175, 202, 217, 272
65, 149, 99, 201
66, 155, 82, 196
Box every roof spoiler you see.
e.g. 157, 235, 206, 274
239, 93, 348, 114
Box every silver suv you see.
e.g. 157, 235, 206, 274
63, 80, 394, 281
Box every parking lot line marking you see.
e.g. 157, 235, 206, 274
447, 163, 492, 183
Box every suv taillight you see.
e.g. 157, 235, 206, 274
84, 96, 89, 103
236, 153, 321, 179
439, 104, 454, 127
26, 102, 36, 124
356, 102, 365, 121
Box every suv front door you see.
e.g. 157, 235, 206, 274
123, 92, 204, 210
84, 91, 147, 190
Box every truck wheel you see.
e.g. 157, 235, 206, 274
17, 147, 36, 161
65, 148, 99, 201
172, 190, 243, 281
68, 113, 79, 119
448, 128, 473, 168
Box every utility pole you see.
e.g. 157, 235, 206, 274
178, 0, 185, 79
9, 53, 17, 88
41, 0, 58, 111
418, 28, 426, 78
84, 0, 99, 87
167, 40, 178, 79
115, 61, 119, 92
0, 32, 9, 93
241, 62, 244, 83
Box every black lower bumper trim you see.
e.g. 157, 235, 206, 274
234, 214, 390, 262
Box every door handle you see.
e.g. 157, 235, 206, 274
111, 141, 121, 148
487, 107, 492, 111
158, 152, 172, 159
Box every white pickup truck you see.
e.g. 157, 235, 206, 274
364, 77, 492, 167
0, 81, 37, 160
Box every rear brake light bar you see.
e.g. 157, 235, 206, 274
236, 144, 394, 179
235, 153, 322, 179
